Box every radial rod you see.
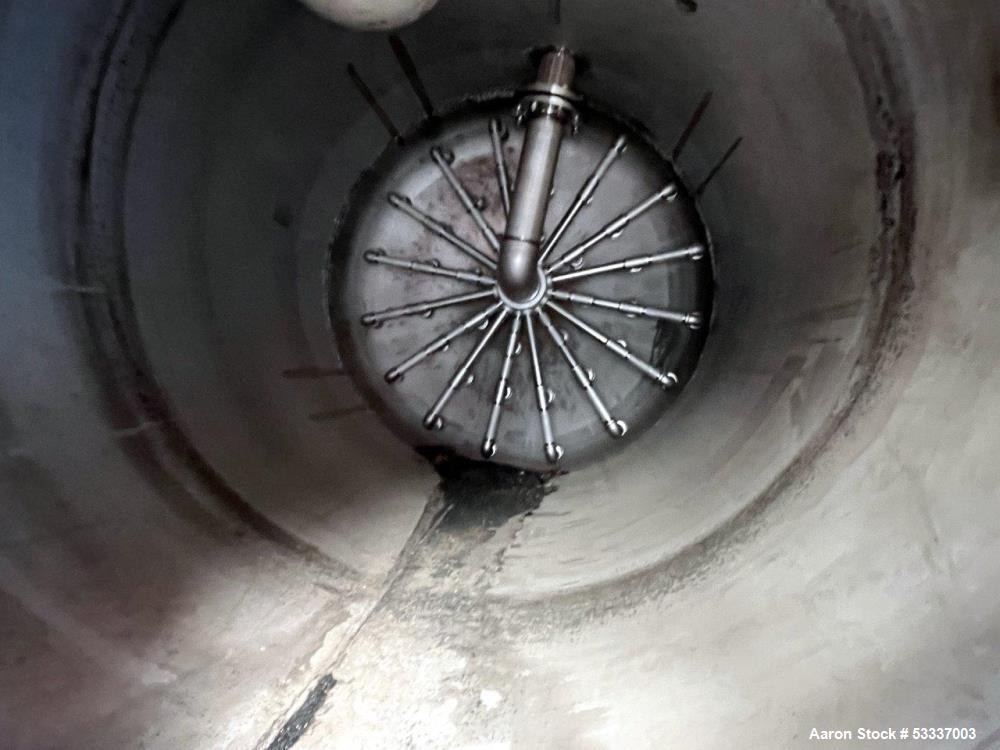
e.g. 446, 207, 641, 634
550, 290, 704, 329
387, 193, 496, 269
550, 244, 705, 284
385, 302, 503, 383
540, 134, 628, 262
547, 184, 678, 272
489, 118, 513, 217
546, 302, 678, 388
482, 313, 523, 458
361, 289, 494, 327
525, 314, 563, 464
536, 309, 627, 438
424, 310, 510, 430
430, 147, 501, 252
363, 250, 493, 287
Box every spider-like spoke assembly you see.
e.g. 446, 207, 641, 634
358, 47, 709, 466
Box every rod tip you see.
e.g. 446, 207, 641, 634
658, 372, 679, 389
423, 413, 445, 431
490, 118, 508, 139
685, 311, 704, 330
545, 443, 564, 464
605, 419, 628, 438
430, 146, 453, 164
481, 440, 497, 459
659, 183, 679, 201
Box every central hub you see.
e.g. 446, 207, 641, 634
497, 237, 546, 304
497, 270, 549, 311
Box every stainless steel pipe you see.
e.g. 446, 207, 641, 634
496, 48, 577, 305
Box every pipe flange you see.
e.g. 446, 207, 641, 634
515, 94, 580, 129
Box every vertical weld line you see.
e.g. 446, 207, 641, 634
696, 137, 744, 196
672, 91, 713, 161
346, 63, 403, 144
388, 34, 435, 119
551, 0, 562, 24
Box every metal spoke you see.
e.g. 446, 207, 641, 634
361, 289, 494, 327
489, 119, 513, 217
536, 308, 627, 438
385, 302, 503, 383
550, 244, 705, 284
430, 147, 501, 252
546, 302, 678, 388
550, 290, 703, 329
547, 184, 678, 272
481, 313, 523, 458
525, 314, 563, 464
363, 249, 493, 287
387, 193, 496, 270
424, 310, 510, 430
539, 134, 628, 262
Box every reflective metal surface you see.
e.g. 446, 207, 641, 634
331, 101, 712, 469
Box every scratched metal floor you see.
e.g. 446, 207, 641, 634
1, 1, 999, 748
